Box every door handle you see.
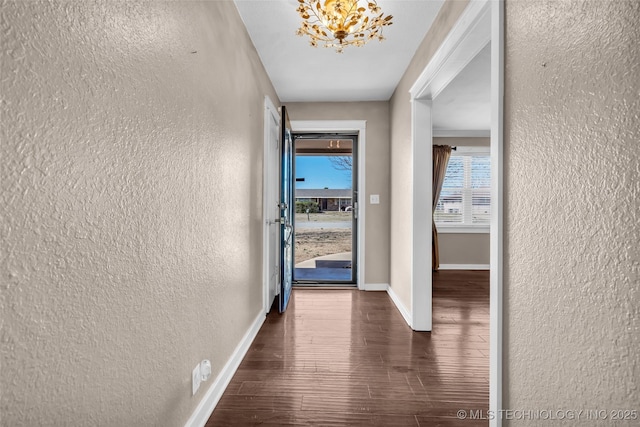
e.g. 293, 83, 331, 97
284, 223, 293, 247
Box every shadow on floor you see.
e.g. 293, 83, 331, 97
295, 254, 354, 284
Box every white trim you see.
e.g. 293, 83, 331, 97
439, 264, 490, 271
184, 312, 266, 427
408, 0, 503, 425
409, 1, 491, 333
291, 120, 366, 134
362, 283, 389, 291
489, 1, 505, 425
433, 129, 490, 138
409, 0, 491, 100
290, 120, 366, 290
262, 96, 280, 315
451, 146, 490, 154
437, 226, 489, 234
411, 99, 433, 332
386, 286, 412, 327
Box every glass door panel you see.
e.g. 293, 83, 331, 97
292, 134, 357, 285
279, 106, 294, 312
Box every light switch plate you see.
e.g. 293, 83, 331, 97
192, 364, 201, 396
370, 194, 380, 204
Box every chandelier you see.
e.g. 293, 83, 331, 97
295, 0, 393, 53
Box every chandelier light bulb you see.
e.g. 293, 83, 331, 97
296, 0, 393, 53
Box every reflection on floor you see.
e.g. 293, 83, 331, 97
295, 252, 353, 283
208, 270, 490, 426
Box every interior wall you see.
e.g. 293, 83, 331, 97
0, 2, 279, 425
438, 234, 489, 266
388, 0, 470, 308
504, 0, 639, 421
286, 102, 390, 285
434, 137, 490, 266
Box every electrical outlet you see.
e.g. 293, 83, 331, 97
370, 194, 380, 204
192, 364, 201, 396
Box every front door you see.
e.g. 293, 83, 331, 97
279, 106, 294, 313
264, 98, 280, 313
292, 134, 358, 285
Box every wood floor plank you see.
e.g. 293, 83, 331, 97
206, 270, 489, 426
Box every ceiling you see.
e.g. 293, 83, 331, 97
234, 0, 491, 132
432, 43, 491, 134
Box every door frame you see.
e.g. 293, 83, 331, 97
291, 132, 359, 285
408, 0, 503, 424
262, 96, 280, 314
409, 0, 492, 329
278, 106, 294, 313
291, 120, 366, 290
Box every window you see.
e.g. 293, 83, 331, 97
434, 148, 490, 232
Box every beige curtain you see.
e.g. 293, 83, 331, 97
432, 145, 452, 271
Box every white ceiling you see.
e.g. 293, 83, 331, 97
233, 0, 491, 131
432, 43, 491, 133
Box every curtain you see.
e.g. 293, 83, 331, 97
432, 145, 452, 271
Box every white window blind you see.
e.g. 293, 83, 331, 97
434, 150, 490, 229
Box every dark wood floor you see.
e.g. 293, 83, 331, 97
207, 270, 489, 426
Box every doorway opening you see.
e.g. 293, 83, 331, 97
292, 133, 358, 286
407, 0, 502, 423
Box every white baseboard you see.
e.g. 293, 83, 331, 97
439, 264, 490, 270
386, 285, 412, 328
361, 283, 389, 291
184, 311, 266, 427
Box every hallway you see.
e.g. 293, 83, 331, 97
208, 271, 489, 426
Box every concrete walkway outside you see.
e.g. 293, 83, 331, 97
295, 251, 352, 268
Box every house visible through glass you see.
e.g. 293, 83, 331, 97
293, 137, 356, 284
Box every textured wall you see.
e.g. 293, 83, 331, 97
504, 0, 640, 423
389, 0, 470, 308
287, 102, 390, 284
0, 1, 278, 425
